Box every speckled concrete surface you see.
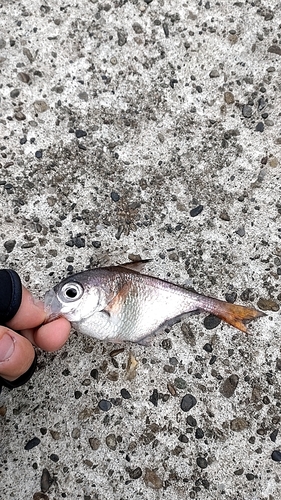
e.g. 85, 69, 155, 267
0, 0, 281, 498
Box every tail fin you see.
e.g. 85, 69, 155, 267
201, 297, 265, 333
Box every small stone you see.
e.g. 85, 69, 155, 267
14, 111, 26, 121
24, 437, 40, 450
235, 226, 245, 237
219, 211, 230, 221
195, 428, 204, 439
257, 298, 279, 312
35, 150, 43, 159
33, 493, 49, 500
98, 399, 112, 411
89, 437, 101, 450
230, 417, 249, 432
224, 91, 234, 104
242, 105, 252, 118
220, 374, 239, 398
270, 430, 278, 442
203, 343, 213, 353
106, 433, 117, 450
0, 405, 7, 416
190, 205, 203, 217
132, 22, 143, 34
33, 100, 49, 113
127, 467, 142, 479
17, 72, 30, 83
246, 473, 255, 481
78, 92, 89, 102
149, 389, 159, 407
75, 129, 87, 138
186, 415, 197, 427
272, 450, 281, 462
111, 191, 120, 202
209, 69, 220, 78
71, 428, 80, 439
268, 45, 281, 56
203, 314, 221, 329
255, 122, 264, 132
92, 240, 101, 248
10, 88, 21, 98
225, 292, 237, 303
174, 377, 187, 390
144, 468, 163, 489
234, 468, 244, 476
117, 30, 127, 46
121, 388, 131, 399
197, 456, 208, 468
50, 453, 59, 462
4, 240, 16, 253
74, 236, 85, 248
40, 468, 53, 493
181, 394, 197, 412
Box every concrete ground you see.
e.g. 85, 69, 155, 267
0, 0, 281, 498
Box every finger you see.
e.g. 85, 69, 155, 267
6, 287, 46, 331
0, 327, 35, 382
21, 317, 71, 352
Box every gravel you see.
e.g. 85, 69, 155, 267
1, 1, 280, 499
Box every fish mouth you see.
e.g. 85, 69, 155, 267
44, 289, 62, 324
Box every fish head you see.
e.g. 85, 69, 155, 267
44, 273, 101, 323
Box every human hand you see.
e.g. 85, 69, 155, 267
0, 274, 71, 389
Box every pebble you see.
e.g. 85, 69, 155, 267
255, 122, 264, 132
117, 30, 127, 46
121, 388, 131, 399
242, 105, 252, 118
149, 389, 159, 407
230, 417, 249, 432
111, 191, 120, 202
92, 240, 101, 248
225, 291, 237, 303
24, 437, 41, 450
33, 493, 49, 500
50, 453, 59, 462
17, 72, 31, 83
181, 394, 197, 412
75, 129, 87, 138
224, 91, 234, 104
196, 456, 208, 469
209, 69, 219, 78
174, 377, 187, 390
257, 297, 279, 312
190, 205, 203, 217
144, 468, 163, 489
203, 314, 221, 330
235, 226, 245, 237
71, 428, 80, 439
127, 467, 142, 479
106, 433, 117, 450
220, 374, 239, 398
90, 368, 99, 381
270, 430, 278, 442
195, 428, 204, 439
35, 150, 43, 159
271, 450, 281, 462
186, 415, 197, 427
40, 468, 53, 493
98, 399, 112, 411
203, 343, 213, 353
89, 437, 101, 451
268, 45, 281, 56
4, 240, 16, 253
33, 100, 48, 113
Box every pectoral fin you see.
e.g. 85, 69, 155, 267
103, 282, 132, 321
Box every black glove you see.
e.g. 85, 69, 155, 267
0, 270, 37, 391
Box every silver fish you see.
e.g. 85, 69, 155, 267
44, 261, 264, 344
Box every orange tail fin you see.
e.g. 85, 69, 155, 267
202, 297, 265, 333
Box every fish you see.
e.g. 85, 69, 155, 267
44, 260, 265, 344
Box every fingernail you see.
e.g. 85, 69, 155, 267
0, 333, 15, 362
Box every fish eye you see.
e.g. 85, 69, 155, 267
61, 282, 84, 301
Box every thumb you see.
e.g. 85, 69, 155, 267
0, 327, 35, 382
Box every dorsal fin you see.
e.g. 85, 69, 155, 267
118, 259, 152, 273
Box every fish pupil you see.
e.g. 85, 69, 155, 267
66, 287, 77, 298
